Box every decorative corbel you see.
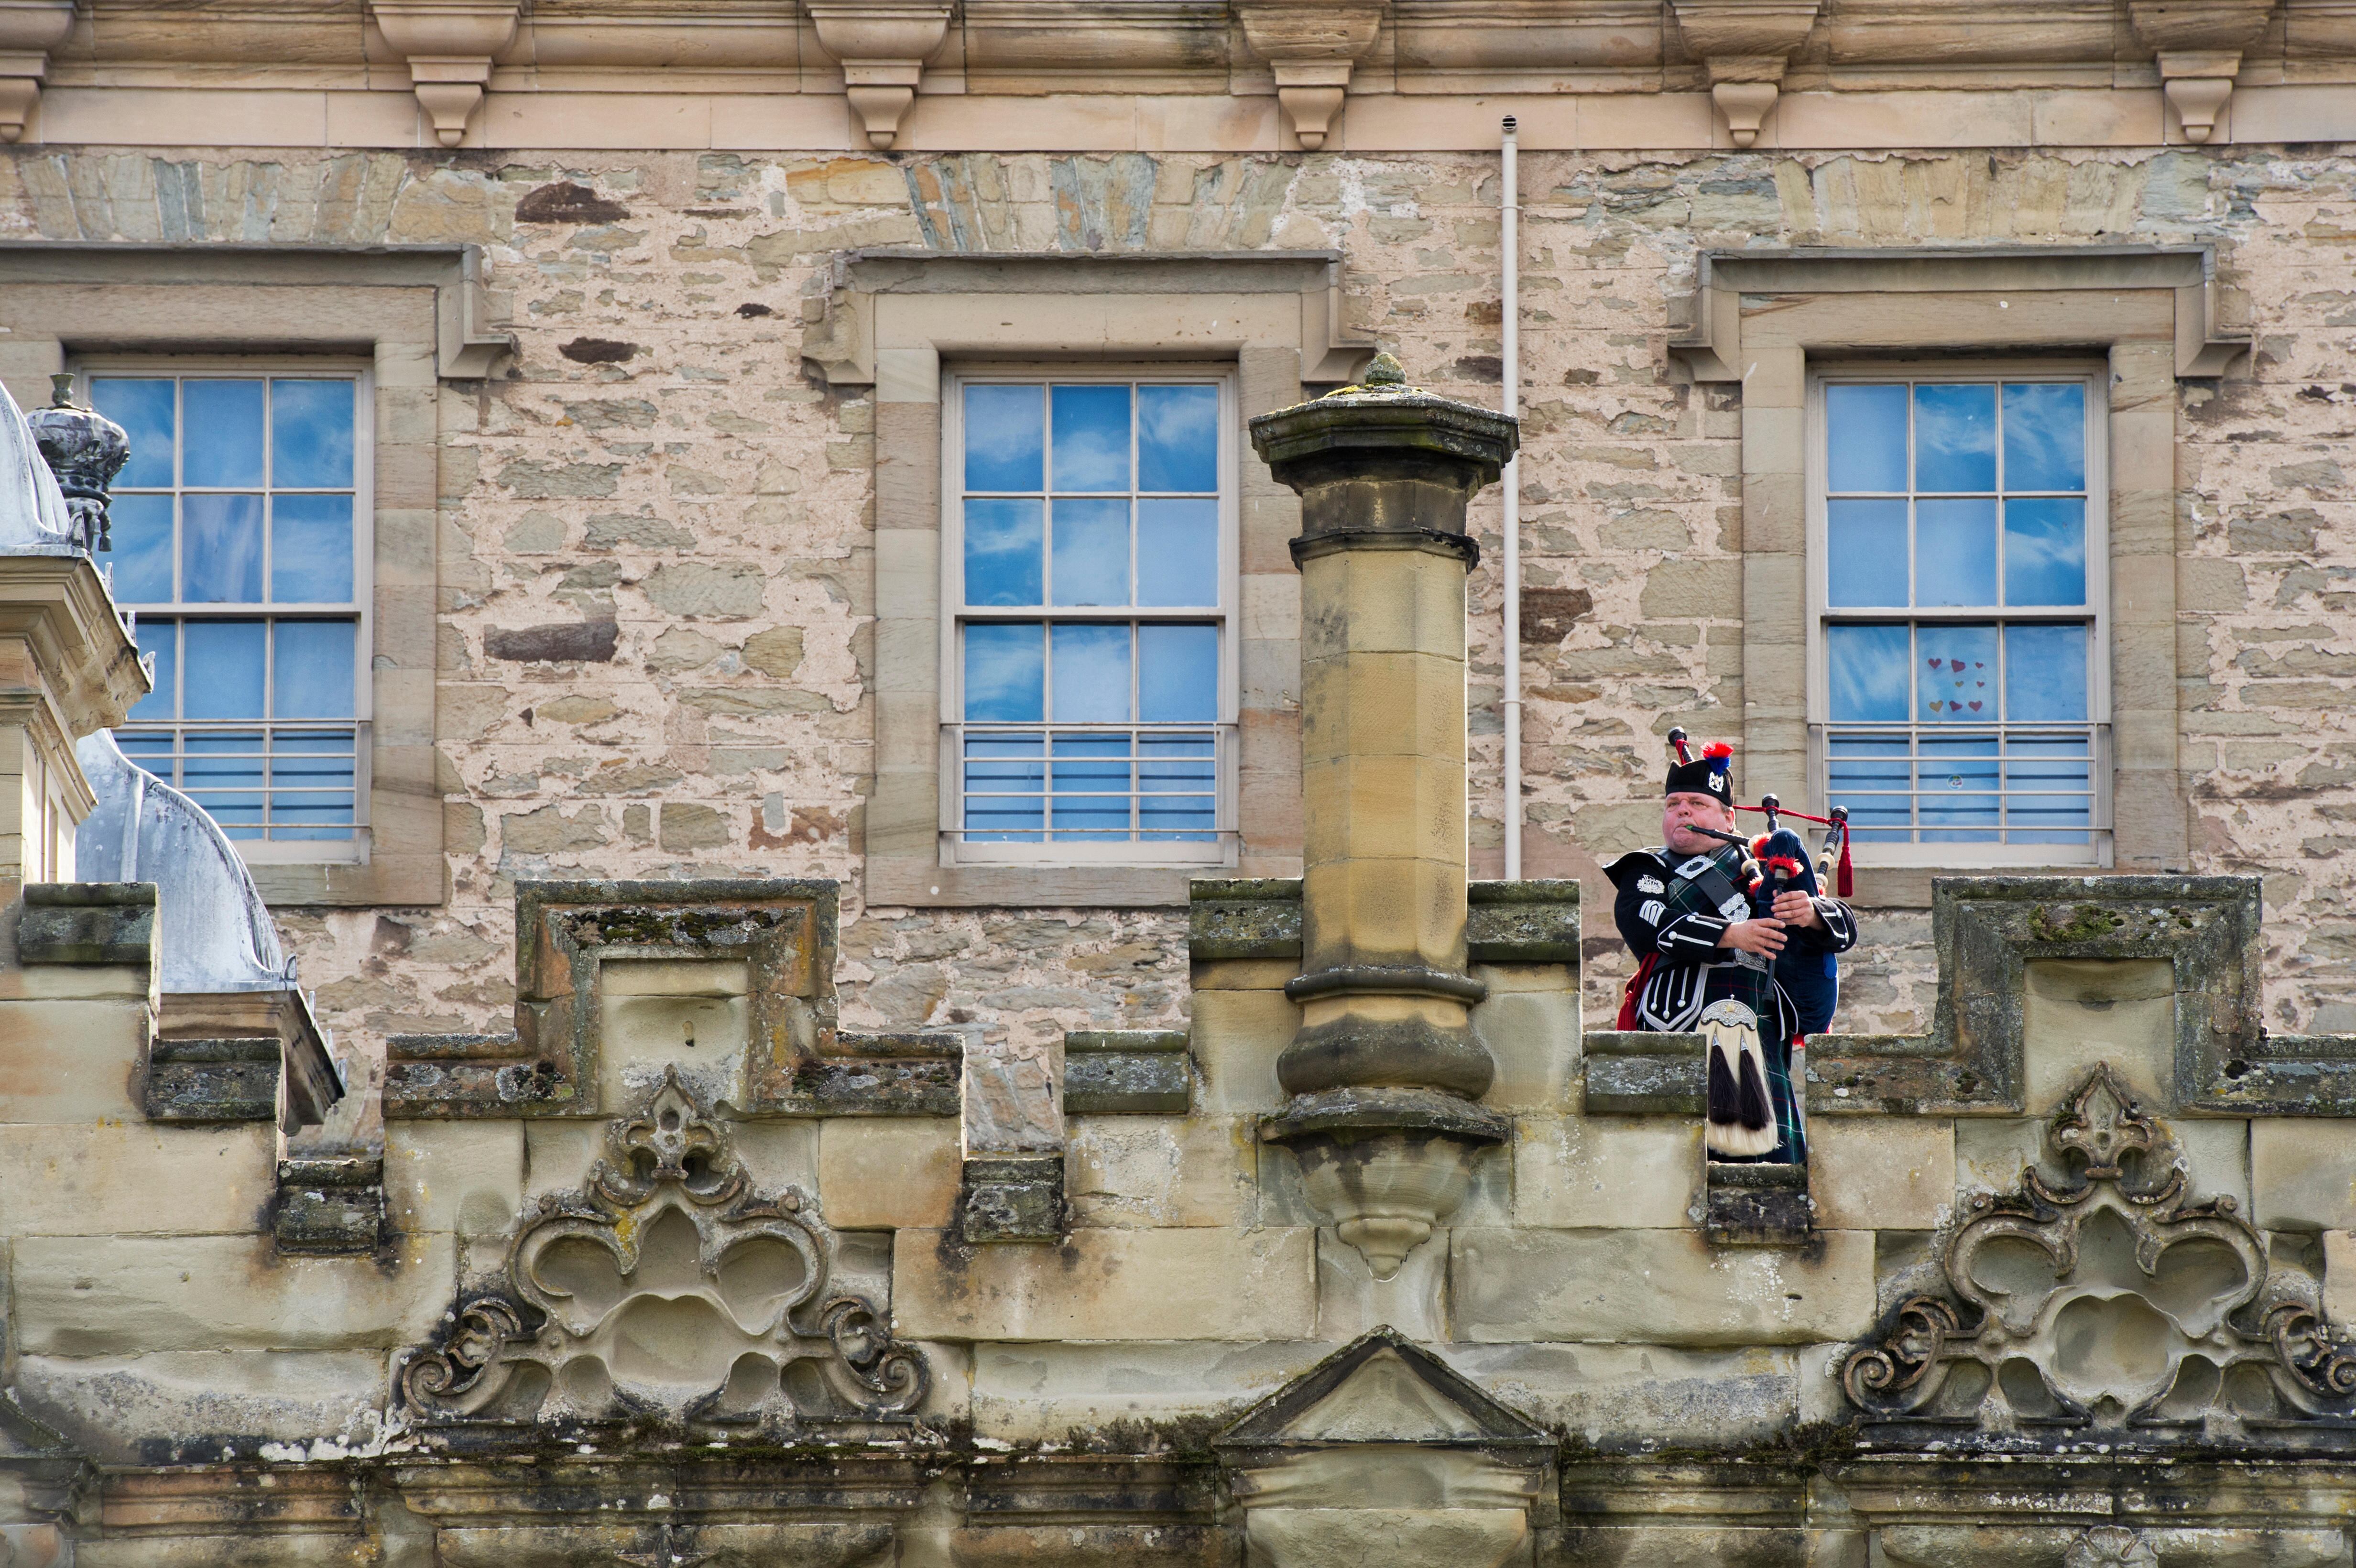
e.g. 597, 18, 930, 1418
2129, 0, 2273, 143
1234, 0, 1384, 151
0, 0, 75, 143
807, 0, 954, 150
1670, 0, 1823, 149
368, 0, 522, 148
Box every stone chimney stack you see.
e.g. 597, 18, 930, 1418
1248, 353, 1518, 1279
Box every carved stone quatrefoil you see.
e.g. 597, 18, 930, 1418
1843, 1063, 2356, 1437
396, 1070, 925, 1432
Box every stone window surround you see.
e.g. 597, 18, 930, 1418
1671, 245, 2247, 906
807, 249, 1372, 909
1806, 357, 2113, 869
0, 241, 516, 907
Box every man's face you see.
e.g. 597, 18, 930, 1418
1663, 790, 1736, 855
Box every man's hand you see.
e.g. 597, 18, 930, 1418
1719, 917, 1787, 956
1770, 890, 1822, 929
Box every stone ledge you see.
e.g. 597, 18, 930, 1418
1582, 1032, 1704, 1115
792, 1031, 964, 1117
1469, 880, 1582, 963
1191, 878, 1584, 966
1704, 1162, 1813, 1247
143, 1037, 278, 1123
1064, 1031, 1192, 1115
273, 1156, 388, 1256
959, 1154, 1068, 1244
18, 881, 156, 965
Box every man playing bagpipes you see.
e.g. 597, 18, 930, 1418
1603, 730, 1859, 1164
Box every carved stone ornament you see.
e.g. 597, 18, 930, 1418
1843, 1064, 2356, 1437
2065, 1528, 2158, 1568
396, 1071, 926, 1433
23, 374, 128, 555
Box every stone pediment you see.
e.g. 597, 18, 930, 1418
1216, 1328, 1549, 1454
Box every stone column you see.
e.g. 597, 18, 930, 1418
1248, 353, 1518, 1279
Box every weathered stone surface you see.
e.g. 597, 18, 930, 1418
959, 1154, 1067, 1243
818, 1117, 960, 1229
13, 1233, 456, 1353
1581, 1031, 1705, 1115
1068, 1115, 1255, 1228
894, 1226, 1318, 1341
1446, 1340, 1812, 1447
1189, 987, 1294, 1114
1467, 881, 1582, 962
1452, 1227, 1876, 1345
273, 1157, 387, 1255
0, 1122, 275, 1235
0, 999, 149, 1122
383, 1120, 524, 1236
142, 1038, 279, 1124
1189, 879, 1303, 960
15, 1351, 390, 1462
1473, 967, 1580, 1110
1703, 1161, 1813, 1246
483, 620, 619, 663
971, 1339, 1329, 1441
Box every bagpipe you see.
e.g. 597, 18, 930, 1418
1665, 727, 1848, 1037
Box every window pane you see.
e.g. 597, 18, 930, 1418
183, 730, 266, 838
963, 734, 1044, 840
1050, 624, 1131, 722
2002, 382, 2085, 492
1826, 498, 1907, 607
964, 385, 1044, 492
1137, 385, 1219, 492
2003, 497, 2086, 607
131, 620, 177, 723
2005, 623, 2089, 721
1918, 735, 2000, 841
1913, 383, 1997, 492
91, 379, 176, 489
273, 621, 357, 719
1136, 497, 1219, 607
1139, 623, 1218, 722
1825, 384, 1907, 492
2005, 736, 2093, 841
1051, 497, 1130, 607
182, 493, 264, 602
1828, 736, 1913, 842
273, 494, 355, 603
1916, 498, 1997, 607
182, 381, 267, 489
963, 623, 1045, 721
1140, 733, 1217, 839
1827, 624, 1910, 722
964, 497, 1043, 607
1052, 735, 1131, 838
183, 620, 267, 718
271, 379, 355, 489
1918, 623, 1997, 722
109, 492, 175, 602
1051, 385, 1131, 492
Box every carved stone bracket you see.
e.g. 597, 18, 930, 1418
2129, 0, 2274, 142
1234, 0, 1384, 149
368, 0, 522, 147
1671, 0, 1824, 147
396, 1071, 928, 1434
807, 0, 954, 149
0, 0, 73, 143
1843, 1064, 2356, 1442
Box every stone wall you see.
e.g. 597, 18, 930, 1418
2, 136, 2353, 1100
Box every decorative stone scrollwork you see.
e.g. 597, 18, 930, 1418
2065, 1528, 2157, 1568
1843, 1064, 2356, 1436
396, 1071, 926, 1433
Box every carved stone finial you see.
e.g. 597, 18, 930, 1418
1361, 350, 1406, 387
24, 371, 129, 554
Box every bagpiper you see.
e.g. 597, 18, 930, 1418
1603, 731, 1859, 1164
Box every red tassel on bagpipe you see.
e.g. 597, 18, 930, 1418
1836, 830, 1854, 899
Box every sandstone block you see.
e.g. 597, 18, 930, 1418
13, 1233, 456, 1354
1190, 988, 1294, 1113
16, 1351, 387, 1462
892, 1226, 1317, 1341
1447, 1339, 1807, 1447
384, 1121, 524, 1238
2020, 958, 2175, 1112
1452, 1227, 1876, 1345
1067, 1115, 1256, 1228
1473, 968, 1579, 1110
2253, 1119, 2356, 1231
1514, 1116, 1701, 1230
0, 1123, 274, 1237
1809, 1120, 1955, 1231
970, 1339, 1326, 1441
819, 1117, 960, 1230
0, 999, 149, 1123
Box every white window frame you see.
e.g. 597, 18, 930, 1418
1805, 359, 2113, 869
938, 363, 1240, 869
74, 355, 377, 866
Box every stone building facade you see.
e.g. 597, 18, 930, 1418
0, 0, 2352, 1561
